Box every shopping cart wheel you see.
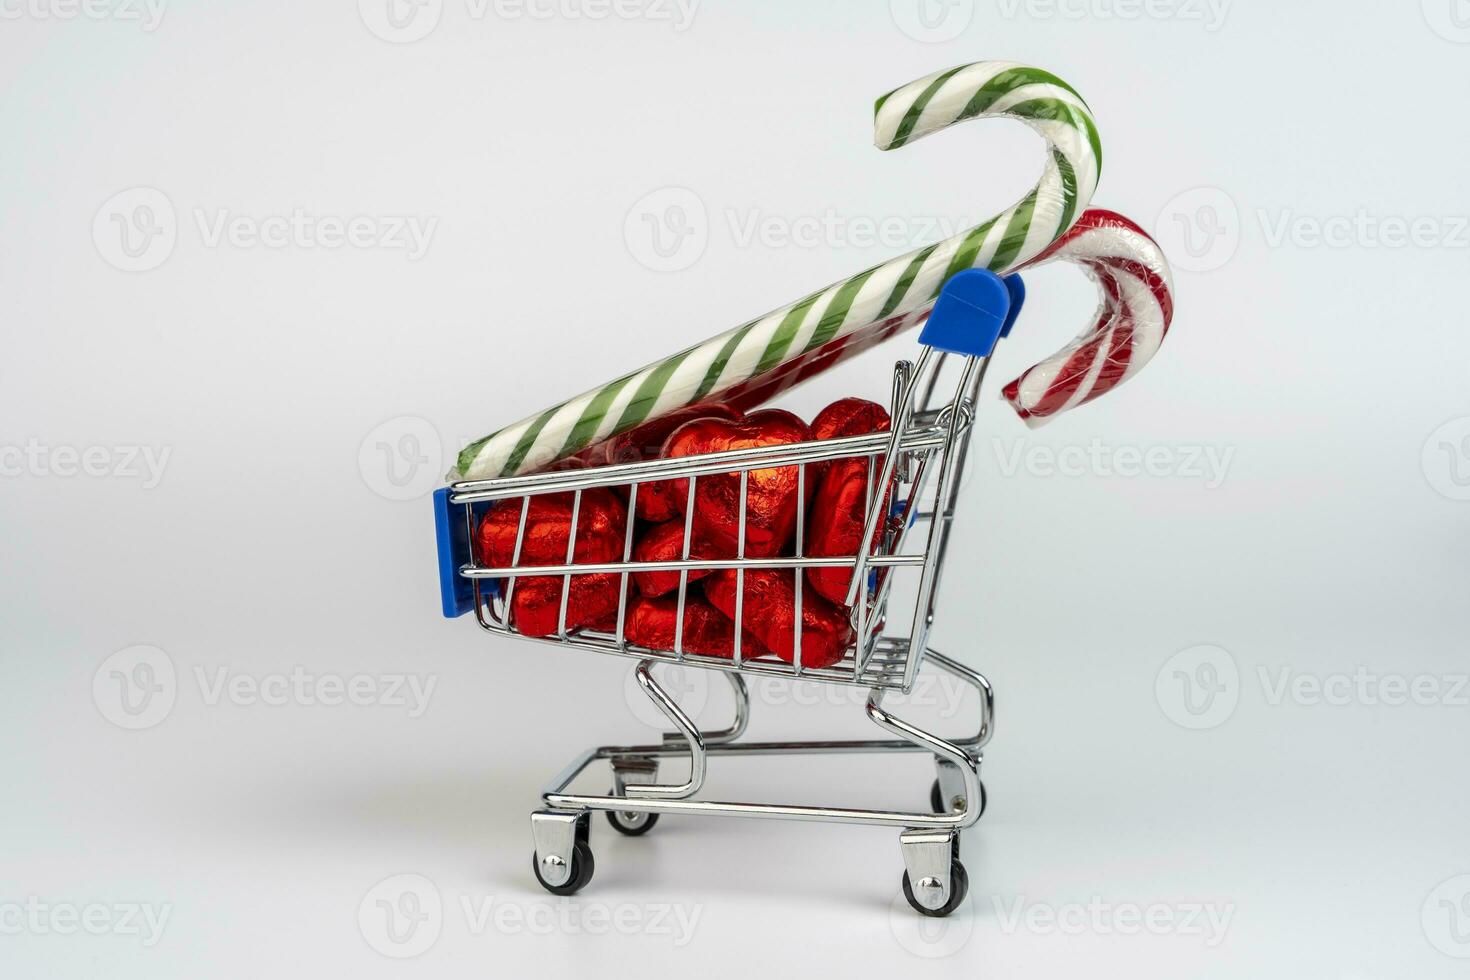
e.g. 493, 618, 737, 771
930, 778, 986, 817
902, 860, 969, 918
606, 801, 660, 836
531, 840, 594, 896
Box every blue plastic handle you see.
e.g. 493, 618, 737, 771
434, 487, 483, 618
1000, 273, 1026, 338
919, 269, 1013, 357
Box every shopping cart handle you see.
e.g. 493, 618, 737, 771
434, 487, 481, 618
919, 269, 1023, 357
1000, 273, 1026, 338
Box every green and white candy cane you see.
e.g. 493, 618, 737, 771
452, 61, 1102, 482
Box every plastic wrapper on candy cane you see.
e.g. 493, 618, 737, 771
1004, 208, 1174, 424
451, 61, 1103, 482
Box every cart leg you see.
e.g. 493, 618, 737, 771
932, 756, 979, 816
624, 660, 708, 799
899, 828, 968, 917
607, 757, 661, 836
530, 810, 594, 895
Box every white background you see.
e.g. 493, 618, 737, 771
3, 0, 1469, 976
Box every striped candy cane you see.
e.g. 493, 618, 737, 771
452, 61, 1102, 481
1004, 209, 1174, 424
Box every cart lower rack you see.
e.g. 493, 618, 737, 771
434, 269, 1023, 916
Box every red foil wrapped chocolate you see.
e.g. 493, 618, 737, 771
625, 594, 768, 659
657, 409, 812, 558
805, 399, 892, 604
631, 520, 721, 598
703, 569, 854, 669
476, 489, 629, 638
601, 403, 742, 521
510, 573, 626, 638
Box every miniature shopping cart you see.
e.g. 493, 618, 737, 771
433, 269, 1024, 916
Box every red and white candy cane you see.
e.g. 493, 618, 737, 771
1003, 209, 1174, 425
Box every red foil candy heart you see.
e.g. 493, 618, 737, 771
631, 520, 721, 598
805, 399, 892, 604
657, 409, 812, 558
625, 594, 768, 659
510, 572, 626, 638
600, 403, 742, 521
476, 488, 627, 569
703, 569, 854, 669
476, 489, 629, 637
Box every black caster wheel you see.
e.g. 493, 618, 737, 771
531, 840, 595, 896
606, 803, 660, 836
930, 778, 986, 817
902, 860, 969, 917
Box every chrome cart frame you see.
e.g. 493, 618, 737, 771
433, 269, 1024, 915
